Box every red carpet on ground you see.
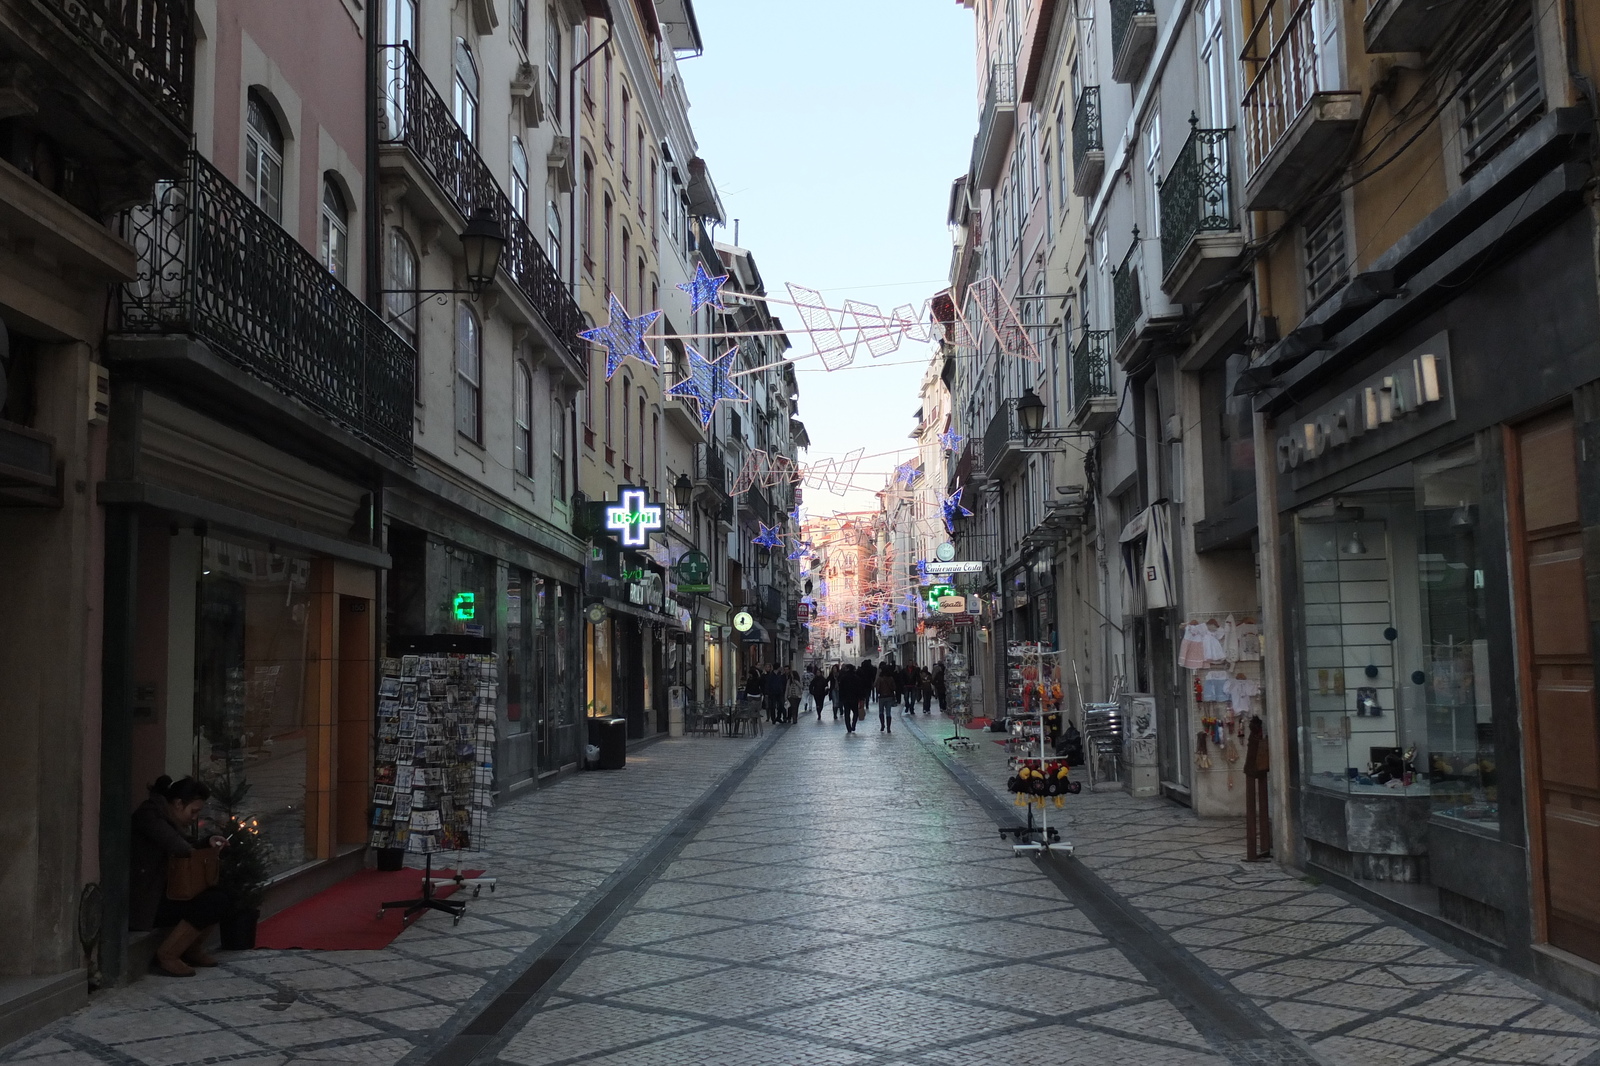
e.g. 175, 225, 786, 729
255, 867, 483, 951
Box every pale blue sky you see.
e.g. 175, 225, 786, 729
679, 1, 976, 515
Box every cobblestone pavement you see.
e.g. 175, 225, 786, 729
7, 710, 1600, 1066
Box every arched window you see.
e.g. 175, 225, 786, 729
514, 361, 533, 476
245, 91, 284, 222
320, 177, 349, 283
581, 155, 594, 275
637, 395, 645, 477
546, 198, 562, 272
510, 137, 529, 219
621, 377, 631, 468
453, 39, 478, 141
620, 229, 630, 307
384, 228, 418, 348
551, 396, 568, 501
456, 303, 482, 442
602, 194, 613, 293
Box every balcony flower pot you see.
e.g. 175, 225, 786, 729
219, 907, 259, 950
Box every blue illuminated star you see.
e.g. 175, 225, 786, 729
753, 523, 783, 550
787, 538, 813, 561
667, 342, 748, 428
940, 429, 965, 453
894, 461, 918, 487
677, 263, 730, 314
580, 294, 661, 380
916, 559, 931, 585
941, 487, 973, 532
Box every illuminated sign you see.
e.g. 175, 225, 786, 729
621, 568, 645, 581
604, 487, 664, 548
733, 611, 754, 633
926, 560, 984, 574
926, 583, 957, 611
452, 592, 476, 621
675, 551, 711, 592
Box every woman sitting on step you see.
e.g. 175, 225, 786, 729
130, 775, 231, 976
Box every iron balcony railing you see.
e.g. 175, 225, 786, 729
46, 0, 193, 126
753, 584, 783, 621
117, 151, 414, 460
746, 484, 775, 527
972, 62, 1017, 186
1111, 0, 1156, 64
1073, 329, 1115, 411
1242, 0, 1319, 175
695, 442, 729, 498
1160, 120, 1237, 277
1112, 238, 1143, 347
1072, 87, 1103, 178
982, 398, 1023, 478
377, 44, 584, 366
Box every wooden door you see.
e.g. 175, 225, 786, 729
1510, 410, 1600, 963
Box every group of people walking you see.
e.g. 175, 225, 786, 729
739, 658, 947, 734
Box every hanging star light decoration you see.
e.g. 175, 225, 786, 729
677, 262, 730, 314
666, 342, 747, 428
580, 294, 661, 380
787, 538, 813, 561
916, 559, 931, 585
940, 429, 965, 453
753, 522, 784, 550
941, 487, 973, 533
893, 461, 919, 487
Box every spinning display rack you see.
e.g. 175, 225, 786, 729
999, 644, 1077, 855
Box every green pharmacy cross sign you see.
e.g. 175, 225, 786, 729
675, 550, 712, 592
925, 583, 957, 611
452, 592, 476, 621
605, 487, 663, 548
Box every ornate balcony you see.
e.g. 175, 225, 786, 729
983, 398, 1025, 479
971, 62, 1016, 191
377, 44, 584, 371
1072, 87, 1105, 196
1071, 330, 1118, 432
1112, 240, 1142, 351
1111, 0, 1157, 84
42, 0, 192, 126
114, 152, 414, 460
1159, 120, 1246, 303
1242, 0, 1360, 210
694, 442, 729, 504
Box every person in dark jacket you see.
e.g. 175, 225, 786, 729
917, 666, 935, 714
875, 669, 898, 733
838, 664, 859, 733
131, 776, 231, 976
827, 664, 841, 718
932, 662, 948, 712
858, 659, 877, 720
763, 666, 787, 723
809, 668, 829, 720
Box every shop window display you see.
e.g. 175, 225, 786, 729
1294, 442, 1496, 818
194, 538, 311, 876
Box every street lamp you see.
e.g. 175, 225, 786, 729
460, 208, 506, 294
673, 472, 693, 508
1016, 387, 1046, 434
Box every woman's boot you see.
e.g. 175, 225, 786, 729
183, 930, 220, 967
154, 922, 201, 976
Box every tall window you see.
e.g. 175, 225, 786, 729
603, 194, 613, 293
637, 396, 645, 476
1056, 100, 1068, 211
384, 229, 419, 390
511, 138, 529, 219
319, 177, 349, 283
1460, 17, 1543, 172
1144, 116, 1162, 242
383, 0, 416, 45
456, 303, 482, 442
546, 7, 562, 120
1198, 0, 1227, 126
511, 0, 527, 48
514, 361, 533, 476
620, 229, 630, 306
245, 92, 284, 223
620, 85, 631, 186
621, 377, 631, 466
604, 374, 613, 450
581, 155, 595, 274
652, 411, 661, 490
603, 48, 613, 151
552, 397, 567, 500
649, 158, 659, 243
581, 22, 594, 108
636, 258, 645, 319
453, 39, 478, 141
635, 130, 645, 212
547, 199, 562, 271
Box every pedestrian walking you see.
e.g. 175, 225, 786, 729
763, 666, 786, 723
838, 664, 859, 734
827, 664, 840, 718
932, 662, 947, 713
858, 658, 877, 718
785, 669, 802, 724
899, 664, 917, 714
876, 668, 897, 733
918, 666, 934, 714
810, 668, 829, 721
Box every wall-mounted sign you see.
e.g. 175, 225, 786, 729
733, 610, 754, 633
926, 583, 957, 611
796, 603, 811, 624
935, 542, 957, 562
585, 602, 607, 625
621, 568, 646, 581
605, 486, 664, 548
675, 550, 712, 592
1277, 334, 1454, 492
936, 595, 967, 615
926, 560, 984, 574
452, 592, 476, 621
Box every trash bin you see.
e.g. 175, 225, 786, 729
587, 716, 627, 770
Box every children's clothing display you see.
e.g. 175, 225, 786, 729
1181, 614, 1265, 789
1178, 622, 1209, 670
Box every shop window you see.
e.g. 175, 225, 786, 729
1293, 440, 1497, 821
456, 303, 482, 442
194, 538, 311, 876
245, 91, 284, 224
505, 569, 530, 735
1460, 17, 1543, 175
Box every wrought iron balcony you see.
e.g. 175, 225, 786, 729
1072, 87, 1105, 196
1111, 0, 1157, 84
1159, 121, 1246, 303
1112, 239, 1143, 350
1071, 330, 1118, 432
694, 442, 729, 501
377, 44, 584, 367
971, 62, 1017, 191
983, 398, 1025, 479
43, 0, 193, 127
116, 152, 414, 460
1241, 0, 1360, 209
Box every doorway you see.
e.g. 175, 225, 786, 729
1509, 409, 1600, 964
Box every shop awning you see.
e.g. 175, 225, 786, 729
1118, 503, 1174, 611
737, 622, 772, 644
594, 596, 688, 630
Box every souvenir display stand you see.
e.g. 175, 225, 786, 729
1000, 643, 1078, 855
1178, 614, 1263, 794
942, 649, 975, 752
372, 650, 499, 926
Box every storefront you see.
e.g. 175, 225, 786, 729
1259, 200, 1600, 984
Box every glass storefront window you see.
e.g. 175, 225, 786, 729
194, 538, 311, 876
505, 570, 530, 734
587, 617, 613, 716
1294, 439, 1497, 820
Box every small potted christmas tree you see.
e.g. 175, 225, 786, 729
209, 768, 273, 950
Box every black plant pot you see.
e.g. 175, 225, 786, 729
219, 908, 259, 950
376, 847, 406, 872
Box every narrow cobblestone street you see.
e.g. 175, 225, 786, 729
7, 713, 1600, 1066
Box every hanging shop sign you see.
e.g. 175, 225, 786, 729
675, 550, 712, 592
926, 583, 958, 611
1276, 335, 1455, 491
936, 542, 957, 562
585, 602, 607, 625
796, 603, 811, 624
926, 559, 984, 574
936, 595, 968, 615
452, 592, 476, 621
605, 486, 664, 548
733, 610, 754, 633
